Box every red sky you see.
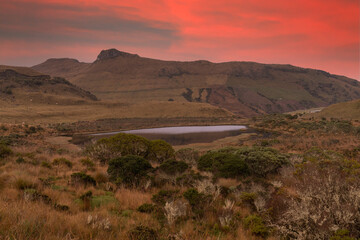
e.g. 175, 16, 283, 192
0, 0, 359, 79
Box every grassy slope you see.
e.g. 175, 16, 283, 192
0, 100, 234, 124
315, 99, 360, 120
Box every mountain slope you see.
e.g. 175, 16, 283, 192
33, 49, 360, 117
0, 66, 97, 104
314, 99, 360, 121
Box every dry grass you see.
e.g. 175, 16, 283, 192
0, 100, 234, 125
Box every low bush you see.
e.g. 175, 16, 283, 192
41, 161, 52, 169
237, 147, 289, 177
86, 133, 151, 164
158, 159, 188, 175
0, 144, 12, 159
71, 172, 96, 187
330, 229, 356, 240
152, 190, 178, 206
183, 188, 207, 217
197, 151, 248, 178
137, 203, 155, 213
243, 214, 269, 238
16, 157, 25, 164
175, 148, 199, 165
107, 155, 152, 187
148, 140, 175, 163
80, 158, 95, 170
128, 225, 158, 240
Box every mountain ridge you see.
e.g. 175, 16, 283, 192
32, 48, 360, 117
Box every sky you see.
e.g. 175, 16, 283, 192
0, 0, 359, 79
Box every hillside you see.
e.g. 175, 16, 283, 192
0, 65, 235, 125
0, 66, 97, 105
33, 48, 360, 117
314, 99, 360, 120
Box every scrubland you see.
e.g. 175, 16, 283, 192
0, 113, 359, 240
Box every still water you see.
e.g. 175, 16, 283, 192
92, 125, 247, 145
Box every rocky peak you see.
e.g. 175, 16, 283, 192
96, 49, 139, 61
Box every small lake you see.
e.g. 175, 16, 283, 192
91, 125, 247, 145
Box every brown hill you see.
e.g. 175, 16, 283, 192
0, 66, 97, 105
33, 49, 360, 117
313, 99, 360, 121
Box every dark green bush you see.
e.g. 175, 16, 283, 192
159, 159, 188, 175
53, 203, 69, 212
148, 139, 175, 163
41, 161, 52, 169
71, 172, 96, 187
237, 147, 289, 177
128, 225, 158, 240
107, 155, 152, 187
86, 133, 151, 164
52, 157, 73, 168
0, 144, 12, 159
16, 157, 25, 164
183, 188, 207, 217
243, 214, 269, 238
151, 190, 178, 206
197, 150, 248, 178
137, 203, 155, 213
183, 188, 204, 207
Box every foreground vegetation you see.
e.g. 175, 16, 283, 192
0, 114, 359, 239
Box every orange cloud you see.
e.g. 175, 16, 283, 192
0, 0, 359, 79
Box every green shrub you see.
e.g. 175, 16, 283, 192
71, 172, 96, 187
240, 192, 257, 203
243, 214, 269, 238
197, 150, 248, 178
0, 144, 12, 159
80, 158, 95, 170
107, 155, 152, 187
159, 159, 188, 175
183, 188, 204, 207
52, 157, 73, 168
148, 139, 175, 163
86, 133, 151, 164
175, 148, 199, 164
128, 225, 158, 240
235, 147, 289, 177
41, 161, 52, 169
53, 203, 69, 212
151, 190, 178, 206
137, 203, 155, 213
80, 190, 93, 211
183, 188, 207, 217
16, 157, 25, 164
330, 229, 356, 240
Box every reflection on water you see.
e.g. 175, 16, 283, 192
92, 125, 247, 145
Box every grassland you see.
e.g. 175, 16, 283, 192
0, 113, 359, 239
